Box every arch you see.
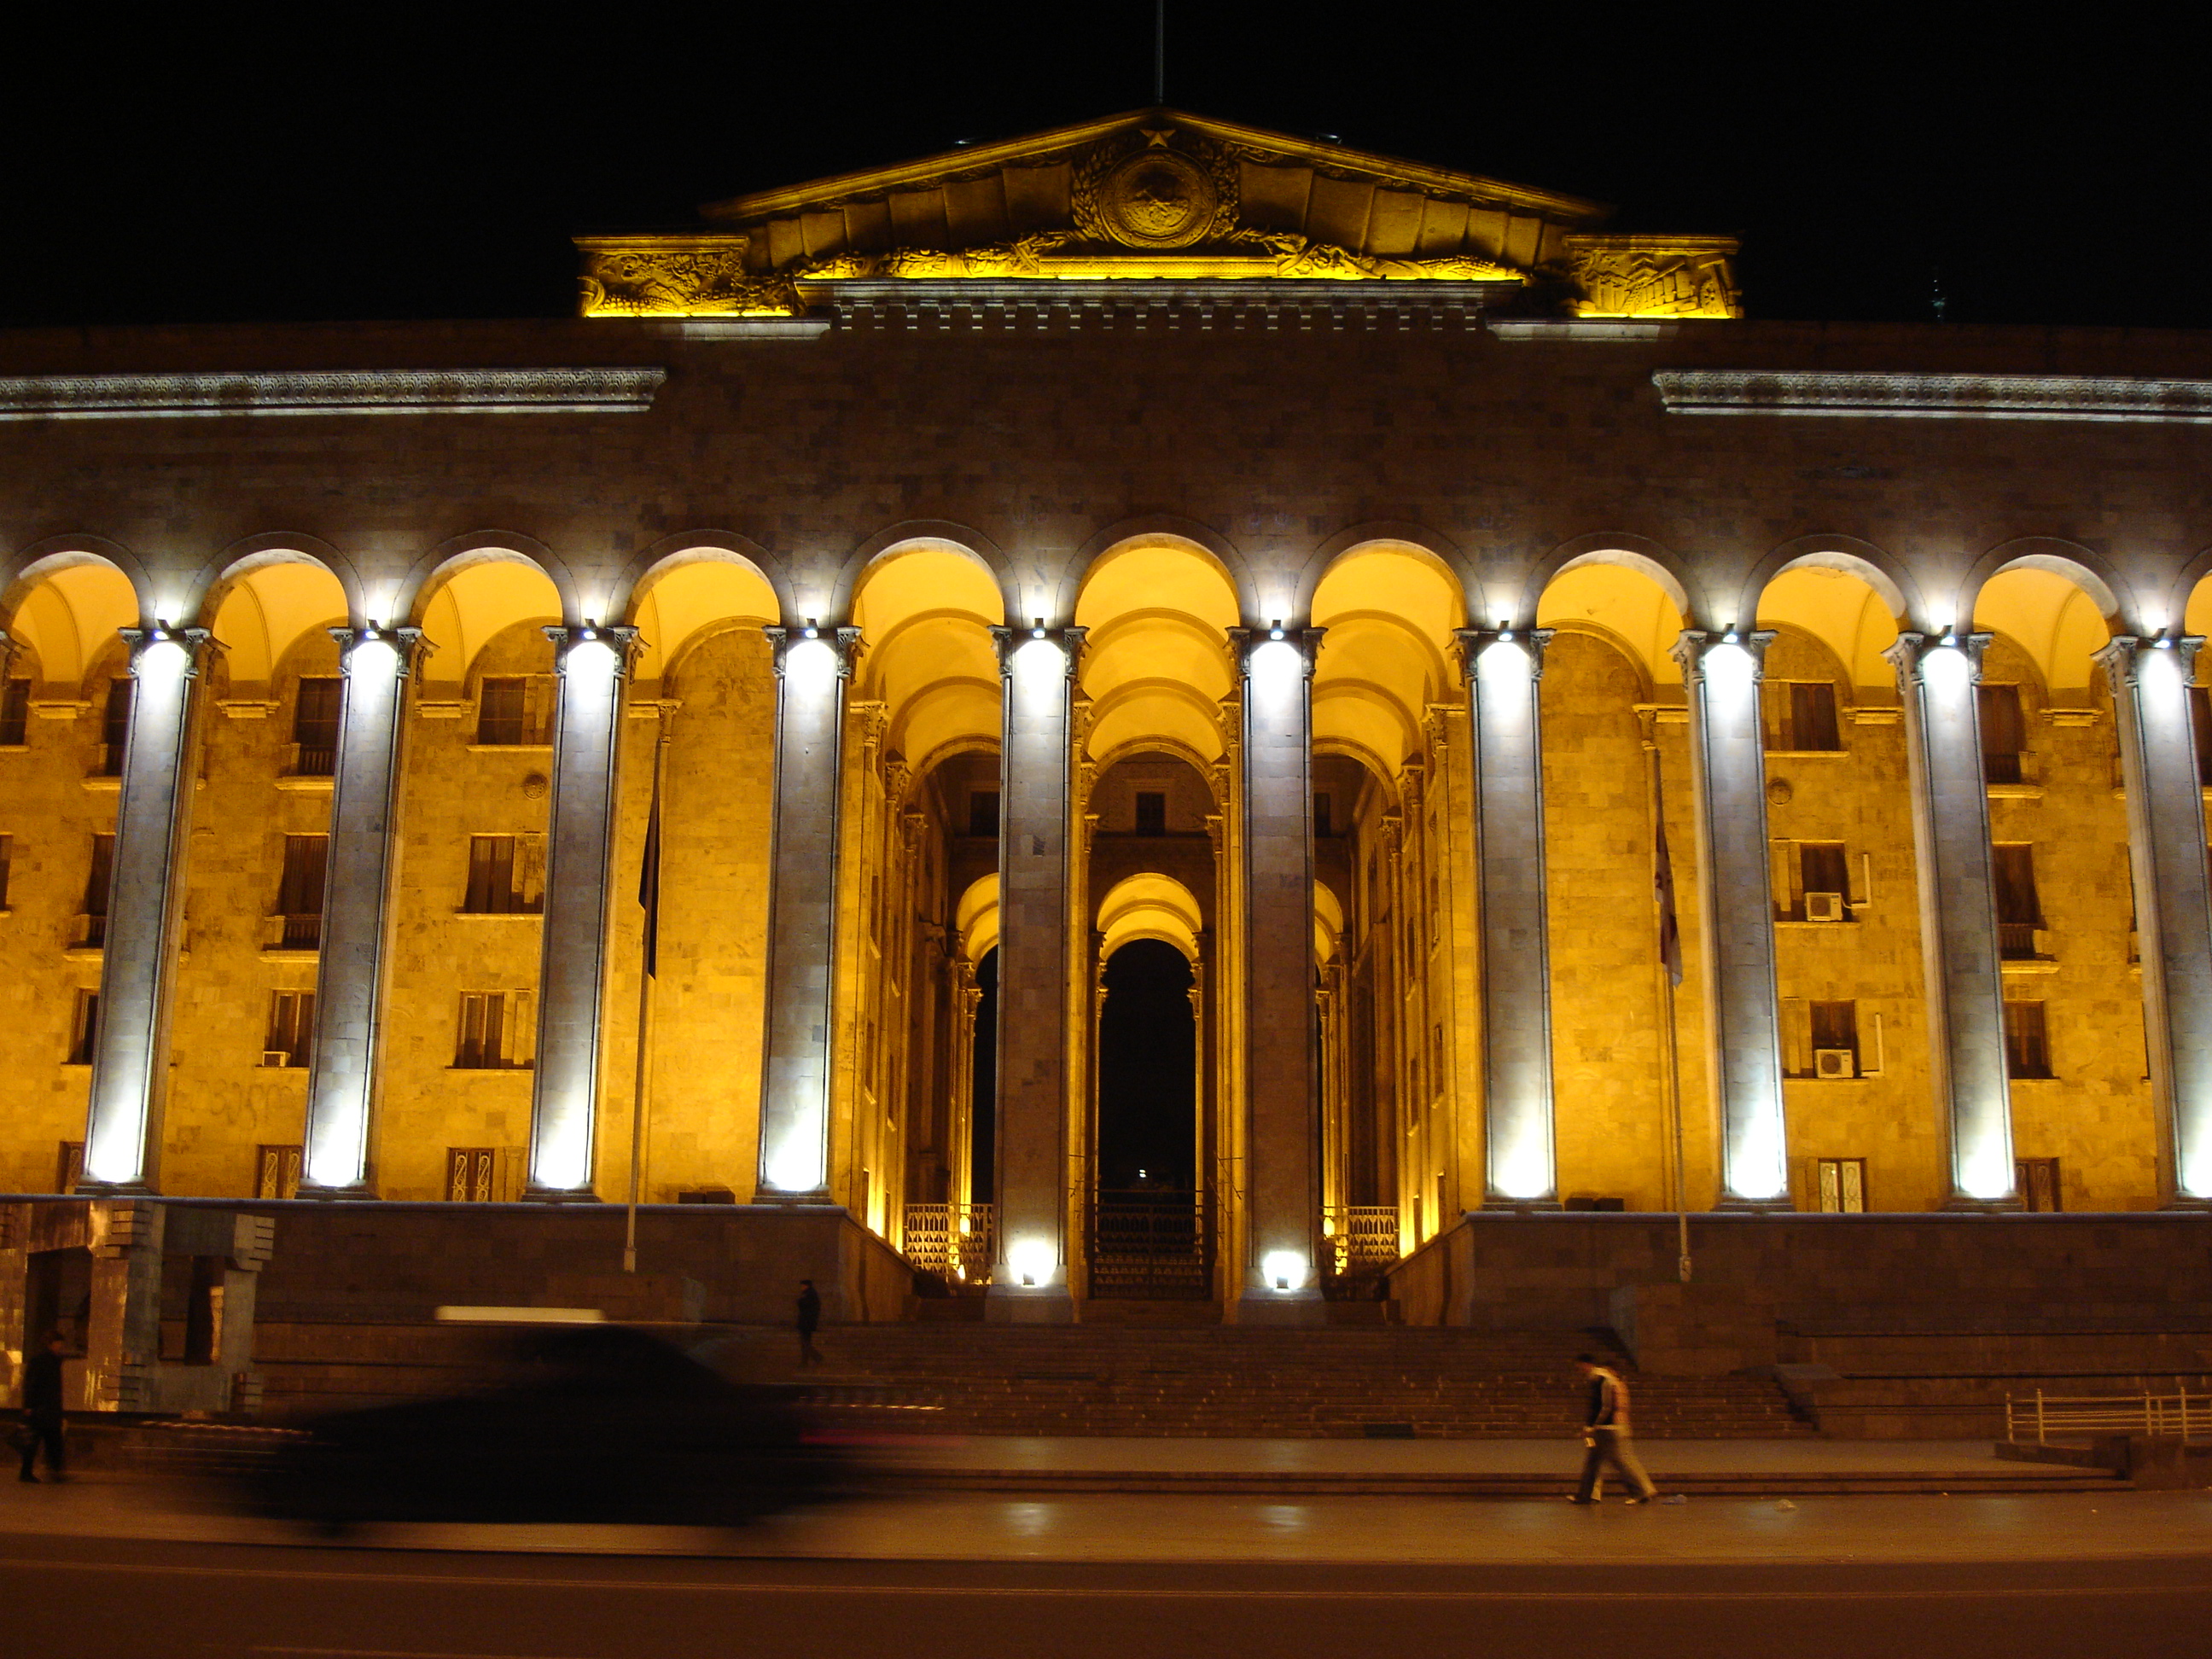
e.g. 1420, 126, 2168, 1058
0, 549, 147, 693
1085, 678, 1230, 767
624, 550, 783, 682
1959, 538, 2127, 631
1515, 534, 1696, 629
182, 533, 365, 631
1538, 620, 1660, 701
1086, 733, 1226, 795
407, 550, 567, 693
1535, 559, 1691, 689
2166, 544, 2212, 637
1971, 558, 2120, 695
1738, 535, 1918, 634
1, 538, 154, 632
608, 533, 790, 629
1096, 871, 1205, 962
1062, 519, 1254, 623
395, 533, 580, 629
831, 522, 1010, 624
196, 546, 353, 690
956, 873, 1001, 963
1753, 558, 1906, 690
851, 545, 1005, 771
1314, 880, 1345, 966
1294, 524, 1470, 624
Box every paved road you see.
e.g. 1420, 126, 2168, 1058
4, 1527, 2209, 1658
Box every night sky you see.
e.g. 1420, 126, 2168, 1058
10, 6, 2206, 332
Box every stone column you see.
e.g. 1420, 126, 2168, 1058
1458, 627, 1559, 1207
2100, 636, 2212, 1207
987, 625, 1083, 1320
300, 626, 424, 1196
1232, 626, 1325, 1319
524, 625, 639, 1199
1885, 632, 2017, 1208
754, 625, 860, 1202
81, 628, 212, 1192
1670, 630, 1791, 1208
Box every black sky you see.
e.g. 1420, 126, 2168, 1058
9, 4, 2209, 333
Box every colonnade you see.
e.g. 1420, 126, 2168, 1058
43, 597, 2212, 1311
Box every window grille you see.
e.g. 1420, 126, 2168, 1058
291, 677, 341, 775
1979, 684, 2027, 783
476, 676, 551, 745
55, 1141, 84, 1194
265, 991, 316, 1068
1816, 1156, 1867, 1212
100, 678, 132, 776
2004, 1000, 2054, 1080
455, 992, 533, 1069
0, 678, 28, 746
445, 1147, 500, 1202
255, 1144, 303, 1200
78, 835, 113, 947
2017, 1155, 2064, 1211
274, 835, 329, 948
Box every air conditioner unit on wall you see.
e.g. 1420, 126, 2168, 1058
1804, 891, 1845, 923
1813, 1048, 1855, 1080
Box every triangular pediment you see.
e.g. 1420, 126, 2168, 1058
574, 110, 1740, 320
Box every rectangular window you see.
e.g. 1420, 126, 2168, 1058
1764, 680, 1842, 752
2004, 1000, 2054, 1080
255, 1144, 303, 1201
276, 835, 329, 949
265, 991, 315, 1068
55, 1141, 84, 1194
455, 992, 531, 1069
0, 677, 28, 746
1134, 791, 1167, 835
1799, 841, 1851, 921
1978, 683, 2027, 783
445, 1147, 498, 1202
292, 677, 342, 776
1816, 1156, 1867, 1213
1810, 1000, 1860, 1078
100, 677, 132, 775
67, 991, 99, 1064
2192, 686, 2212, 788
1993, 843, 2042, 958
1314, 792, 1333, 838
967, 789, 999, 839
463, 834, 544, 914
80, 834, 114, 946
475, 676, 550, 745
2017, 1156, 2064, 1212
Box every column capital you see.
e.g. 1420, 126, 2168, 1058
1883, 630, 1992, 693
1670, 627, 1776, 682
119, 626, 213, 678
1228, 626, 1324, 677
544, 623, 642, 675
1453, 626, 1554, 679
765, 623, 862, 679
2094, 633, 2207, 689
329, 625, 428, 678
989, 623, 1086, 676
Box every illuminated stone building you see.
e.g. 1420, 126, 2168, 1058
6, 110, 2212, 1334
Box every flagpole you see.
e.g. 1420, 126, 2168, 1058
625, 707, 670, 1275
1645, 724, 1693, 1285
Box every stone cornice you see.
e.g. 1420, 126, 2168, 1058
0, 368, 667, 422
1653, 369, 2212, 423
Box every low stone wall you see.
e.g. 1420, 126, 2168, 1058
2, 1196, 914, 1328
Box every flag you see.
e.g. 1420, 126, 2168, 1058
1654, 816, 1683, 988
638, 750, 663, 981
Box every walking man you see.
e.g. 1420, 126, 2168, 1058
795, 1278, 823, 1369
1569, 1353, 1658, 1505
17, 1330, 67, 1484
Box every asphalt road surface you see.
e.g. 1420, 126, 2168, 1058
5, 1531, 2209, 1659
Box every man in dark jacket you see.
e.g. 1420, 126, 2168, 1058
1569, 1353, 1657, 1505
795, 1280, 823, 1369
17, 1330, 67, 1483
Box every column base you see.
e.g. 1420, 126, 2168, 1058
520, 1185, 602, 1203
1941, 1193, 2024, 1213
1235, 1289, 1328, 1326
985, 1285, 1075, 1324
749, 1187, 836, 1208
1482, 1198, 1563, 1214
2162, 1194, 2212, 1211
292, 1183, 380, 1202
71, 1181, 158, 1197
1711, 1196, 1796, 1214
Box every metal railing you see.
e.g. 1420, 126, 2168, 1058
1087, 1190, 1212, 1299
1324, 1206, 1401, 1277
291, 742, 337, 777
1998, 922, 2044, 960
2006, 1388, 2212, 1444
271, 914, 322, 951
902, 1202, 995, 1286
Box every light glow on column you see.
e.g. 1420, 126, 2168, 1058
1492, 1141, 1554, 1202
764, 1131, 824, 1195
1260, 1250, 1308, 1292
1731, 1115, 1787, 1202
1958, 1145, 2015, 1203
1920, 640, 1973, 691
1006, 1237, 1057, 1288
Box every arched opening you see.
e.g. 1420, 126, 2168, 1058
1971, 562, 2141, 1212
1074, 540, 1237, 1302
0, 556, 142, 1196
847, 544, 1003, 1248
1537, 559, 1693, 1213
1310, 542, 1464, 1261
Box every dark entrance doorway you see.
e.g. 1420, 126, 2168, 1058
1090, 940, 1209, 1298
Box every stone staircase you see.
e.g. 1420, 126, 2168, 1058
796, 1324, 1814, 1439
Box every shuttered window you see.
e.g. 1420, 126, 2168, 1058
463, 834, 544, 913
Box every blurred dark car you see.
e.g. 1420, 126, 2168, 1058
239, 1324, 847, 1529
